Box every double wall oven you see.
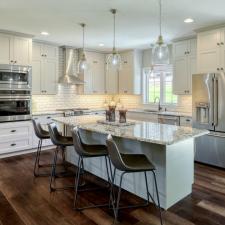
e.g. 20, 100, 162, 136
0, 65, 32, 122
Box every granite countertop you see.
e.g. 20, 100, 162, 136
32, 111, 64, 116
128, 109, 192, 117
53, 115, 208, 146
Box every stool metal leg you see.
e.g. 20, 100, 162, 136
73, 156, 112, 211
152, 170, 163, 225
33, 139, 41, 177
49, 147, 59, 191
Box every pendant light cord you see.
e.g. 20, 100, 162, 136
159, 0, 162, 36
80, 23, 86, 52
113, 11, 116, 48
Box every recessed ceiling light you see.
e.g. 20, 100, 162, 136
41, 31, 49, 36
99, 43, 105, 47
184, 18, 194, 23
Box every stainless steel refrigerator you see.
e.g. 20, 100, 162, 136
192, 73, 225, 168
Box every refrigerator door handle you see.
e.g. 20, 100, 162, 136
210, 77, 215, 126
214, 77, 218, 126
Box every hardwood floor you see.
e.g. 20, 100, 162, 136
0, 150, 225, 225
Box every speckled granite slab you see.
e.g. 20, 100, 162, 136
53, 115, 208, 145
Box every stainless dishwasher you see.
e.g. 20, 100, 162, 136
158, 115, 180, 126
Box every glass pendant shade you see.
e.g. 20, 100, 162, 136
152, 36, 169, 65
77, 52, 88, 73
152, 0, 169, 65
77, 23, 88, 73
107, 9, 122, 70
106, 48, 122, 70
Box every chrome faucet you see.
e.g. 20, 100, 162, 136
154, 97, 162, 111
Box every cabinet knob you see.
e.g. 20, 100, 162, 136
221, 42, 224, 45
11, 143, 16, 146
10, 60, 14, 63
217, 43, 220, 46
14, 61, 17, 64
47, 116, 51, 119
221, 68, 224, 70
186, 119, 191, 122
217, 68, 220, 71
11, 130, 16, 133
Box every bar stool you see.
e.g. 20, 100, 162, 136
71, 127, 112, 210
32, 119, 51, 177
106, 135, 163, 225
48, 122, 74, 192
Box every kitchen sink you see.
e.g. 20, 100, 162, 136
143, 109, 159, 113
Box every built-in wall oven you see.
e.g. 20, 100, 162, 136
0, 65, 32, 122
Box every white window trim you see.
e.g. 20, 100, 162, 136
142, 65, 177, 106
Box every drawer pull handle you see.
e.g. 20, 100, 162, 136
11, 130, 16, 133
186, 119, 191, 122
11, 143, 16, 146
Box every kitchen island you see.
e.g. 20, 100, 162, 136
53, 115, 208, 210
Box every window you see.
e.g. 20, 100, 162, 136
143, 65, 177, 105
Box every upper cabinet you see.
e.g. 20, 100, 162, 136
197, 28, 225, 73
105, 55, 119, 94
118, 50, 142, 95
173, 39, 197, 95
81, 51, 105, 94
0, 33, 32, 65
32, 42, 58, 95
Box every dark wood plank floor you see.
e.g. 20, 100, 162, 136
0, 150, 225, 225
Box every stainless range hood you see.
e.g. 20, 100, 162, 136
58, 47, 84, 85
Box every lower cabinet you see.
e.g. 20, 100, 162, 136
0, 121, 33, 155
180, 116, 192, 127
127, 111, 159, 122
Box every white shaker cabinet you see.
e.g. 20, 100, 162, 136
197, 28, 225, 73
0, 121, 33, 156
105, 54, 119, 94
173, 39, 197, 95
118, 50, 142, 95
0, 33, 32, 65
81, 51, 105, 94
32, 42, 58, 95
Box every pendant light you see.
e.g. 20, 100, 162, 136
106, 9, 122, 70
77, 23, 88, 73
152, 0, 169, 65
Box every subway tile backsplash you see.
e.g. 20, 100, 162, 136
32, 85, 192, 113
32, 85, 142, 112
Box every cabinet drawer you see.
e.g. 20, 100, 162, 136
0, 126, 29, 137
180, 117, 192, 127
0, 138, 31, 154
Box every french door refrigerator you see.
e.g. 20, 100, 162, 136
192, 73, 225, 168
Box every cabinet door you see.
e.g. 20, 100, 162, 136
173, 57, 189, 95
0, 34, 12, 64
188, 55, 197, 94
173, 41, 188, 58
32, 42, 42, 60
91, 53, 105, 94
32, 59, 42, 94
42, 59, 57, 94
105, 66, 118, 94
219, 28, 225, 71
197, 29, 220, 73
13, 37, 32, 65
119, 67, 133, 94
43, 44, 58, 60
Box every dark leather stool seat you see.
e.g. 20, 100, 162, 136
32, 119, 51, 177
72, 127, 111, 210
106, 135, 163, 225
48, 122, 74, 192
121, 154, 155, 172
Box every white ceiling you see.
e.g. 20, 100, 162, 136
1, 0, 225, 51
